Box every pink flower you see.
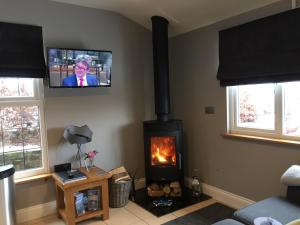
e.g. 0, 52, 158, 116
84, 150, 98, 160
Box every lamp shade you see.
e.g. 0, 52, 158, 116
63, 125, 93, 145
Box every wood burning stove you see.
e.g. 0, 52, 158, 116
143, 16, 184, 196
143, 16, 185, 193
144, 120, 183, 187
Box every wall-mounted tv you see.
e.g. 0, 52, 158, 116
47, 48, 112, 88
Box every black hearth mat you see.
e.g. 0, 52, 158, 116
132, 187, 211, 217
162, 203, 235, 225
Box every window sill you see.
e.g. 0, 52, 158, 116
222, 133, 300, 146
14, 173, 52, 185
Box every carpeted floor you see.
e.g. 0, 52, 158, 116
162, 203, 235, 225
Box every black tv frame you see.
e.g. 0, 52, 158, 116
47, 47, 112, 88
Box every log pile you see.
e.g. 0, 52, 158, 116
147, 181, 182, 197
169, 181, 182, 197
108, 166, 131, 182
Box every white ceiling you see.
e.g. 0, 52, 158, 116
52, 0, 281, 37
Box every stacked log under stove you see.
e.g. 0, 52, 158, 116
147, 181, 182, 198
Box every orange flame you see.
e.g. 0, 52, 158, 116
151, 136, 176, 166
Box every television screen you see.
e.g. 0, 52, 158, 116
47, 48, 112, 88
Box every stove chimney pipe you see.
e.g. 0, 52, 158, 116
151, 16, 170, 122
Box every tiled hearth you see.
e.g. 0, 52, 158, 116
133, 187, 211, 217
20, 198, 217, 225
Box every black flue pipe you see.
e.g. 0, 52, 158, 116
151, 16, 170, 122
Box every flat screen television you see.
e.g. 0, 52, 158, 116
47, 48, 112, 88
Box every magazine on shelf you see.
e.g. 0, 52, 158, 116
88, 189, 100, 211
74, 192, 85, 216
55, 170, 87, 183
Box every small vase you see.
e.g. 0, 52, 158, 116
88, 158, 95, 168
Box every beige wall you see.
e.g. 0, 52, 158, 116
169, 0, 300, 201
0, 0, 154, 209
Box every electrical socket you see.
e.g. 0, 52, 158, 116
205, 106, 215, 114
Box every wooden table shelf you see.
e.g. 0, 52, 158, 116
75, 210, 104, 223
53, 167, 111, 225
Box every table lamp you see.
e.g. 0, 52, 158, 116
63, 125, 93, 170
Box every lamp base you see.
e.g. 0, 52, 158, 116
75, 144, 89, 171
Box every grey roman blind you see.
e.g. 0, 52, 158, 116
217, 8, 300, 86
0, 22, 46, 78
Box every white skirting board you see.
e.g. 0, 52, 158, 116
16, 177, 255, 223
202, 183, 255, 209
16, 200, 56, 224
184, 177, 255, 209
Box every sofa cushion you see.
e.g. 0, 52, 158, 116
281, 165, 300, 186
234, 197, 300, 225
287, 219, 300, 225
212, 219, 245, 225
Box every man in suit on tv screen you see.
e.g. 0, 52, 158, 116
62, 54, 99, 87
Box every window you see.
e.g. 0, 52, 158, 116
0, 78, 47, 178
228, 81, 300, 141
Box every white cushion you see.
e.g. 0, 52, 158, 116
281, 165, 300, 186
254, 217, 282, 225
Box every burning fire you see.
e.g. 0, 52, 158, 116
151, 136, 176, 166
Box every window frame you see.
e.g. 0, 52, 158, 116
227, 83, 300, 142
0, 79, 48, 179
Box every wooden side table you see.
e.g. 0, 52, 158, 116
52, 167, 111, 225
